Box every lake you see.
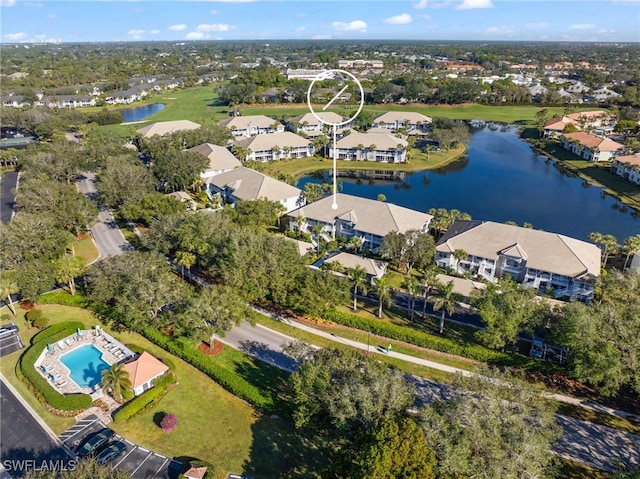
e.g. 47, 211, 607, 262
119, 103, 165, 123
297, 124, 640, 242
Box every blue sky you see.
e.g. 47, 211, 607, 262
1, 0, 639, 43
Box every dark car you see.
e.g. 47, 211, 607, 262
76, 428, 115, 458
95, 441, 127, 466
0, 324, 19, 339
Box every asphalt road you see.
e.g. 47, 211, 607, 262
0, 380, 73, 478
225, 319, 640, 472
0, 170, 18, 225
76, 172, 132, 260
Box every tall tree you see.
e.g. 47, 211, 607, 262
404, 231, 435, 274
589, 232, 618, 266
380, 231, 406, 270
420, 368, 561, 479
401, 275, 421, 322
97, 155, 155, 207
348, 265, 368, 312
54, 254, 87, 295
421, 267, 438, 320
432, 280, 457, 334
153, 149, 209, 192
101, 363, 132, 401
289, 347, 415, 435
373, 275, 392, 319
622, 234, 640, 269
0, 279, 19, 316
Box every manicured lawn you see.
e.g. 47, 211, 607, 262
73, 236, 99, 264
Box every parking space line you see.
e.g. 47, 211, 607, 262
129, 451, 152, 476
60, 417, 100, 445
113, 446, 137, 469
152, 457, 170, 478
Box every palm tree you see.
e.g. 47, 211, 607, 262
421, 267, 438, 319
623, 234, 640, 269
175, 250, 196, 278
0, 280, 18, 316
101, 363, 132, 402
348, 265, 368, 312
347, 235, 364, 254
54, 254, 87, 296
373, 275, 392, 319
294, 215, 307, 237
589, 232, 619, 266
401, 275, 421, 322
452, 249, 468, 274
310, 223, 325, 251
433, 280, 457, 334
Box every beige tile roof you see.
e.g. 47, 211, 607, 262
336, 131, 408, 150
563, 132, 624, 152
290, 112, 343, 126
565, 110, 610, 122
544, 117, 568, 130
373, 111, 432, 124
284, 237, 315, 256
137, 120, 201, 138
436, 273, 486, 298
122, 352, 169, 389
325, 252, 387, 277
614, 154, 640, 167
436, 221, 601, 279
219, 115, 278, 130
233, 131, 310, 151
206, 166, 302, 202
188, 143, 242, 171
289, 193, 432, 238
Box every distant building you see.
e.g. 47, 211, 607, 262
372, 111, 432, 132
232, 132, 313, 162
287, 112, 344, 135
187, 143, 242, 179
205, 166, 304, 213
219, 115, 284, 137
610, 154, 640, 185
329, 131, 408, 164
561, 132, 625, 162
435, 220, 601, 302
137, 120, 201, 138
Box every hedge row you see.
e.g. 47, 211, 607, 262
31, 321, 85, 346
138, 326, 276, 413
321, 310, 539, 370
37, 291, 88, 308
19, 323, 93, 411
113, 372, 177, 423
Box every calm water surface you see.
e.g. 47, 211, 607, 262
297, 125, 640, 242
119, 103, 165, 123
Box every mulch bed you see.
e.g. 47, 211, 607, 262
198, 341, 224, 356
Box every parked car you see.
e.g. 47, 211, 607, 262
76, 428, 115, 458
0, 324, 19, 339
95, 441, 127, 466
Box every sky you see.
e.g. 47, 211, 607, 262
1, 0, 639, 44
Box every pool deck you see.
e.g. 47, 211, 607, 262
35, 330, 135, 399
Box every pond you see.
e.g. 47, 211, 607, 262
119, 103, 165, 123
297, 124, 640, 242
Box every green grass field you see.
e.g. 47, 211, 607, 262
73, 236, 99, 264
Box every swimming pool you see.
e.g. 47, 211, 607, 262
60, 344, 110, 389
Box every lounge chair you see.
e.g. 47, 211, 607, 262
50, 374, 61, 382
57, 340, 65, 350
55, 381, 66, 388
65, 339, 73, 347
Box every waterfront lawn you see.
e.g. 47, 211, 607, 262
541, 141, 640, 211
262, 145, 466, 180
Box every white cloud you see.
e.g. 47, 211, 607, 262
0, 0, 16, 6
457, 0, 493, 9
569, 23, 595, 30
485, 25, 515, 36
128, 29, 145, 40
24, 2, 44, 7
186, 32, 205, 40
332, 20, 367, 32
196, 23, 233, 32
210, 9, 218, 14
4, 32, 27, 40
525, 22, 549, 29
149, 29, 160, 34
312, 34, 332, 39
47, 13, 57, 19
413, 0, 428, 9
384, 13, 413, 25
169, 24, 187, 31
296, 26, 306, 32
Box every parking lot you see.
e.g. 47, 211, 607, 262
0, 323, 24, 358
59, 415, 184, 479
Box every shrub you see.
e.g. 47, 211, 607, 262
32, 315, 49, 330
26, 309, 43, 326
122, 389, 135, 402
19, 323, 92, 411
160, 413, 177, 432
112, 372, 176, 423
